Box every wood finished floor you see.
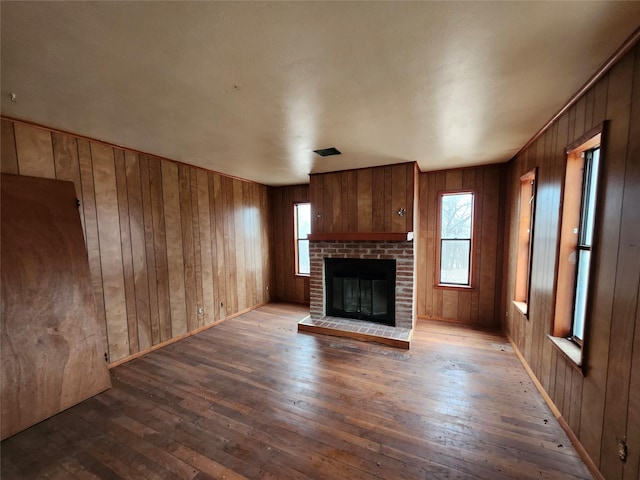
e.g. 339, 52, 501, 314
1, 303, 592, 480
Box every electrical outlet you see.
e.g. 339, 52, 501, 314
197, 306, 203, 315
618, 438, 628, 463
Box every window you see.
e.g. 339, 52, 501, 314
514, 169, 537, 315
552, 129, 602, 363
438, 192, 474, 287
294, 203, 311, 275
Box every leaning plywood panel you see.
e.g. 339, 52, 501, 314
0, 174, 111, 440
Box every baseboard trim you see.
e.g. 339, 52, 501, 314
505, 334, 604, 480
108, 302, 269, 368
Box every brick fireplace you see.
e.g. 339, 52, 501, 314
300, 162, 419, 347
299, 237, 415, 348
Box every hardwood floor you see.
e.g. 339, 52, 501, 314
1, 303, 592, 480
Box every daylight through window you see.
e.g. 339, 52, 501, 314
553, 130, 602, 352
438, 192, 474, 286
294, 203, 311, 275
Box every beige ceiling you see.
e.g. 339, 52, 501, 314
1, 2, 639, 186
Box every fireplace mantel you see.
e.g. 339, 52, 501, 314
307, 232, 413, 242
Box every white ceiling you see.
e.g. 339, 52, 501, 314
1, 2, 639, 186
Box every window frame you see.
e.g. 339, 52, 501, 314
436, 190, 475, 289
550, 124, 605, 368
293, 202, 311, 277
514, 168, 537, 317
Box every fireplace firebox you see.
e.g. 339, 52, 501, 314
325, 258, 396, 326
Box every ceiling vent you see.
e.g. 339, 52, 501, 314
313, 147, 341, 157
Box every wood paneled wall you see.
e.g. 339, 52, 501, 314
502, 44, 640, 479
415, 165, 505, 328
309, 163, 417, 234
1, 119, 272, 364
269, 184, 310, 304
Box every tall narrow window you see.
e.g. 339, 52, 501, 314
571, 147, 600, 341
294, 203, 311, 276
438, 192, 474, 287
553, 129, 602, 361
514, 169, 537, 315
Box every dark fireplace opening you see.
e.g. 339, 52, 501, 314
325, 258, 396, 326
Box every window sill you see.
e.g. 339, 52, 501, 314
547, 335, 583, 370
295, 273, 310, 278
435, 284, 474, 291
513, 301, 528, 316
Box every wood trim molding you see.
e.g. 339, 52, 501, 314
513, 27, 640, 160
307, 232, 414, 241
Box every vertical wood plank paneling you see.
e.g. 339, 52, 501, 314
424, 172, 436, 318
313, 174, 324, 233
624, 279, 640, 480
432, 171, 446, 318
383, 166, 393, 232
14, 123, 55, 178
77, 140, 107, 350
114, 149, 138, 355
2, 118, 272, 367
223, 176, 237, 315
190, 168, 204, 328
416, 164, 503, 328
162, 161, 188, 337
479, 168, 499, 328
573, 95, 587, 140
1, 120, 19, 174
358, 169, 373, 232
600, 48, 639, 479
581, 52, 634, 468
125, 152, 152, 351
501, 44, 640, 480
445, 169, 462, 190
242, 182, 254, 307
260, 183, 269, 301
416, 173, 429, 317
584, 89, 595, 130
269, 184, 309, 304
323, 173, 335, 233
569, 370, 583, 435
391, 164, 407, 232
177, 164, 196, 332
52, 133, 84, 237
139, 155, 161, 345
91, 142, 129, 362
622, 53, 640, 480
592, 74, 609, 128
554, 356, 566, 412
347, 170, 358, 232
232, 179, 247, 312
149, 157, 172, 342
441, 290, 458, 320
196, 169, 215, 325
210, 173, 224, 320
273, 187, 286, 301
261, 184, 271, 303
470, 168, 483, 325
292, 166, 420, 301
339, 172, 348, 232
371, 167, 385, 231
